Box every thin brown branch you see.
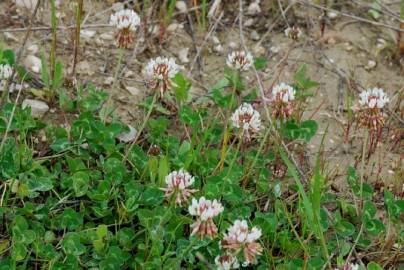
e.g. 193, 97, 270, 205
189, 11, 224, 74
298, 0, 404, 32
0, 0, 41, 106
0, 24, 111, 33
72, 0, 84, 77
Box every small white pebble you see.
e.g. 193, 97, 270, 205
213, 44, 223, 53
247, 0, 261, 15
211, 36, 220, 45
270, 46, 280, 54
327, 11, 338, 19
228, 41, 238, 49
175, 1, 187, 13
365, 60, 376, 70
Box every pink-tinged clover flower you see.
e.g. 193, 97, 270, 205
358, 87, 389, 131
226, 51, 253, 71
188, 197, 224, 239
215, 253, 240, 270
144, 56, 180, 97
284, 25, 302, 40
269, 82, 296, 119
359, 88, 389, 110
0, 64, 12, 80
221, 219, 263, 266
231, 103, 262, 140
334, 263, 360, 270
161, 169, 197, 206
0, 64, 12, 92
110, 9, 141, 48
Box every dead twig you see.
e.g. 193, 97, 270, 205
0, 0, 41, 106
298, 0, 404, 32
257, 1, 296, 47
72, 0, 84, 77
277, 0, 290, 27
208, 0, 221, 18
188, 11, 224, 74
0, 24, 111, 33
186, 10, 203, 79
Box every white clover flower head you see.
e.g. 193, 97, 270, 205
284, 25, 302, 40
226, 219, 249, 243
161, 169, 197, 206
145, 57, 180, 81
246, 227, 262, 243
110, 9, 140, 31
0, 81, 21, 93
0, 64, 12, 80
335, 263, 360, 270
144, 57, 180, 97
215, 254, 240, 270
110, 9, 140, 48
359, 88, 389, 109
269, 83, 296, 119
188, 197, 224, 221
231, 103, 261, 139
226, 51, 253, 71
349, 264, 359, 270
357, 88, 389, 131
188, 197, 224, 239
221, 219, 263, 266
223, 220, 262, 244
165, 169, 194, 190
271, 82, 296, 103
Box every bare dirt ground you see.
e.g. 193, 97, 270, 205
1, 0, 403, 192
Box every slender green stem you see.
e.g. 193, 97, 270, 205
223, 134, 243, 184
242, 126, 271, 186
360, 130, 368, 211
124, 93, 157, 162
201, 0, 207, 30
164, 0, 177, 27
0, 74, 28, 154
72, 0, 83, 76
219, 86, 238, 170
102, 48, 125, 123
49, 0, 57, 83
345, 223, 364, 263
401, 0, 404, 20
281, 201, 309, 255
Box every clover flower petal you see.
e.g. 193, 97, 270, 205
231, 103, 261, 140
161, 169, 197, 206
284, 25, 302, 40
0, 64, 12, 80
269, 83, 296, 119
215, 254, 240, 270
144, 57, 180, 97
188, 197, 224, 239
226, 51, 253, 71
221, 219, 263, 266
357, 88, 389, 131
359, 88, 389, 109
110, 9, 140, 48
